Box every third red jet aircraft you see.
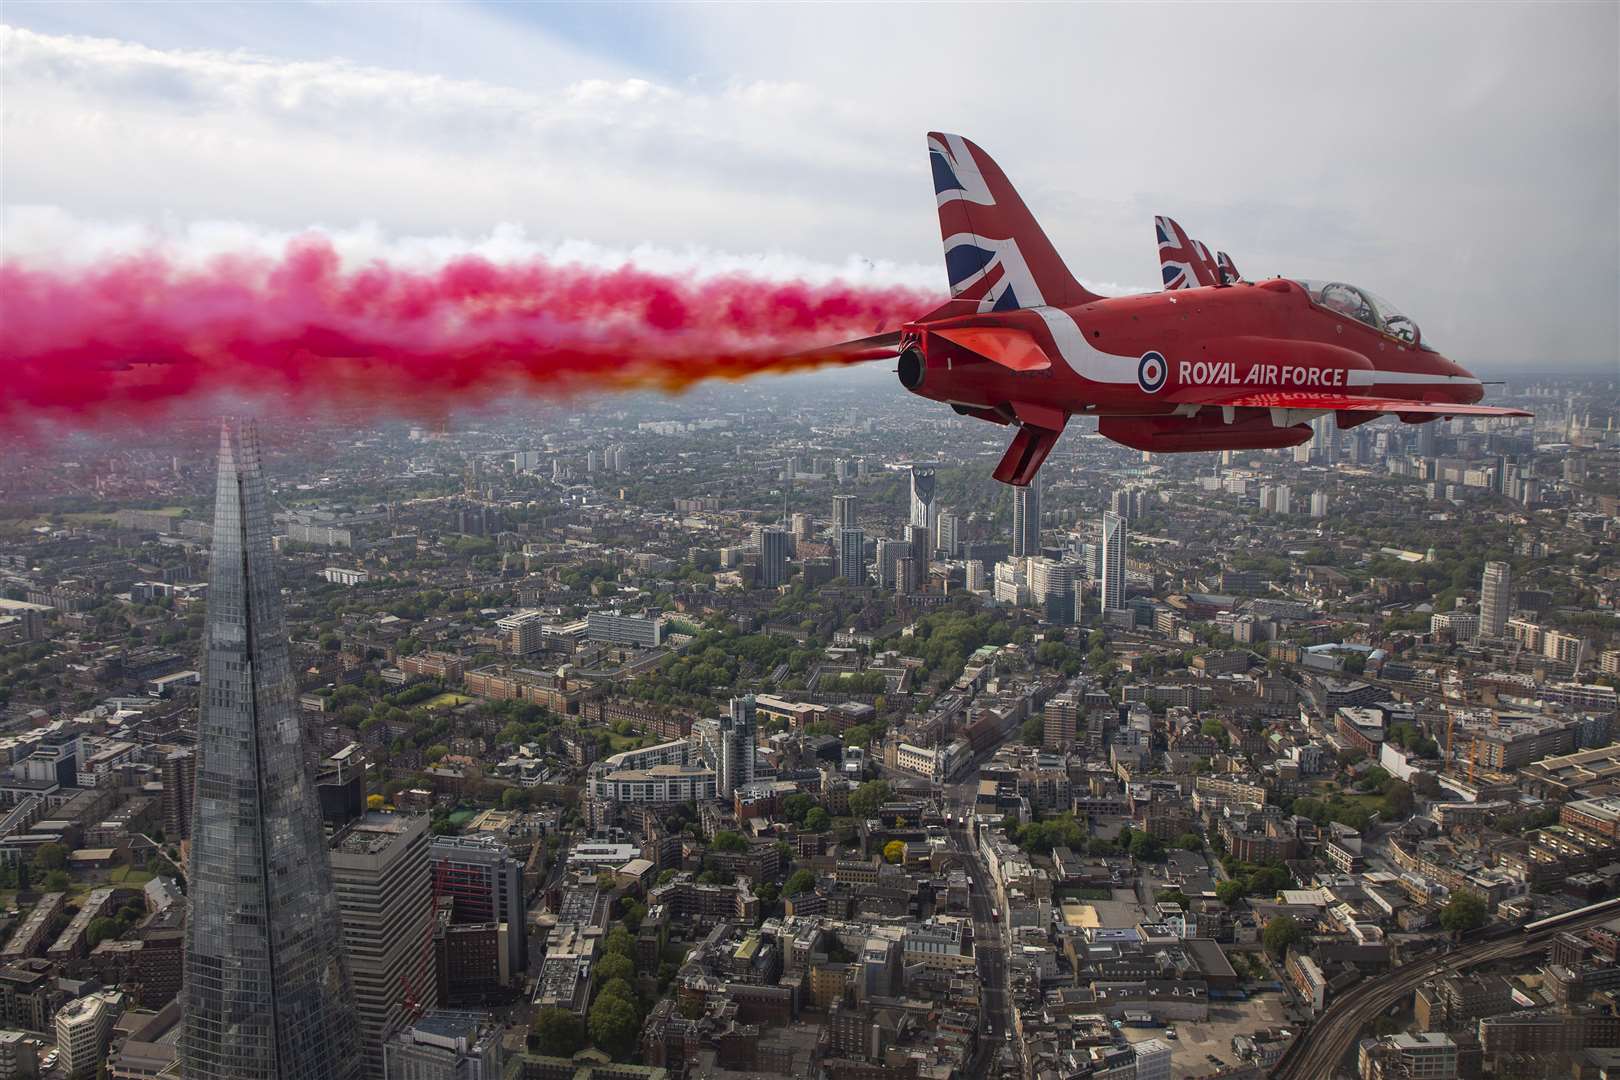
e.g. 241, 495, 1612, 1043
826, 133, 1530, 486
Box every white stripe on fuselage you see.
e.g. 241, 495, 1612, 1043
1026, 306, 1137, 384
1347, 369, 1481, 387
1023, 305, 1485, 392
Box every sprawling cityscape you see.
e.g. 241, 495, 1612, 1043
0, 367, 1615, 1079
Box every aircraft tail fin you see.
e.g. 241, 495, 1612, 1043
927, 132, 1099, 311
1155, 215, 1223, 289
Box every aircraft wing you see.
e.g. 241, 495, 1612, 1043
1168, 389, 1531, 418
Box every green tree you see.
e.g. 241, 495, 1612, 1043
849, 780, 891, 819
594, 952, 634, 986
1128, 832, 1164, 862
1173, 832, 1204, 852
604, 926, 635, 959
1263, 914, 1304, 959
711, 831, 748, 853
44, 869, 70, 891
86, 916, 123, 949
1215, 880, 1248, 906
803, 807, 831, 833
1246, 865, 1291, 895
33, 843, 68, 870
588, 993, 641, 1059
782, 794, 815, 824
784, 869, 817, 896
1381, 779, 1414, 818
598, 977, 636, 1005
533, 1007, 586, 1056
1440, 892, 1488, 935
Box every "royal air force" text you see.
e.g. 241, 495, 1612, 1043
1177, 360, 1347, 387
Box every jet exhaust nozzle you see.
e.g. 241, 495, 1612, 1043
897, 347, 925, 390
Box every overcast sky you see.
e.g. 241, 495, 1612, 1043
3, 2, 1616, 375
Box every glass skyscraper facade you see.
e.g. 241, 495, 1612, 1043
181, 422, 361, 1080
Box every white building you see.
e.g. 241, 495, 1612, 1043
1100, 511, 1128, 612
324, 567, 369, 586
1479, 560, 1512, 638
585, 611, 665, 648
55, 990, 124, 1079
1134, 1038, 1172, 1080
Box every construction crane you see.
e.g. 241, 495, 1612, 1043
1468, 737, 1481, 786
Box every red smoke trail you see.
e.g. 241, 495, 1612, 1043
0, 237, 938, 432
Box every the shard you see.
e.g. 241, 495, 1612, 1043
181, 421, 360, 1080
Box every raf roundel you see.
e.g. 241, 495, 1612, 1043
1137, 351, 1168, 394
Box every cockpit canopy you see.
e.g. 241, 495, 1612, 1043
1293, 279, 1427, 349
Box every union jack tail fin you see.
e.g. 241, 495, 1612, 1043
1155, 215, 1223, 290
927, 132, 1098, 313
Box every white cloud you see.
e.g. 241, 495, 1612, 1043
2, 4, 1615, 373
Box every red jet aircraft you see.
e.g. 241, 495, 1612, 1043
826, 133, 1530, 486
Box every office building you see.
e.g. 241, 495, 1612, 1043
905, 522, 930, 569
585, 611, 664, 648
719, 695, 758, 797
758, 527, 789, 588
1480, 561, 1512, 638
896, 556, 919, 596
1417, 421, 1439, 459
909, 467, 938, 534
1260, 484, 1292, 514
181, 422, 361, 1080
832, 494, 857, 531
1012, 478, 1040, 557
874, 538, 906, 589
330, 813, 437, 1079
382, 1010, 505, 1080
160, 748, 195, 841
429, 836, 528, 981
837, 527, 867, 584
1312, 414, 1339, 465
1100, 511, 1128, 612
1135, 1038, 1172, 1080
937, 510, 961, 558
790, 512, 812, 540
495, 610, 545, 656
56, 989, 125, 1079
1043, 692, 1080, 752
1358, 1032, 1457, 1080
1110, 487, 1138, 523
